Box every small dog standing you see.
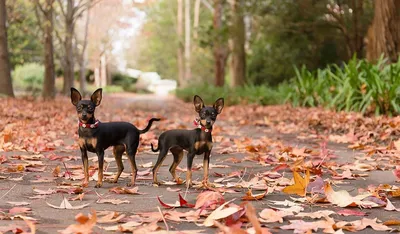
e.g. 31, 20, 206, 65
71, 88, 160, 188
151, 95, 224, 187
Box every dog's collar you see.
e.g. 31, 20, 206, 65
193, 117, 212, 133
79, 120, 100, 129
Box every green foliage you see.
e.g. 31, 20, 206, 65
6, 0, 43, 68
287, 56, 400, 115
132, 0, 214, 83
111, 72, 137, 92
176, 83, 289, 106
246, 0, 373, 86
13, 63, 44, 94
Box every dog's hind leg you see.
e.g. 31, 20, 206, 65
169, 146, 184, 184
126, 142, 139, 187
152, 148, 169, 185
111, 145, 125, 183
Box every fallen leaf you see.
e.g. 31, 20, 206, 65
336, 209, 367, 217
241, 189, 266, 201
52, 165, 61, 177
96, 198, 130, 205
9, 207, 31, 215
46, 197, 90, 210
324, 183, 378, 208
203, 200, 242, 227
109, 186, 145, 195
7, 201, 30, 206
194, 191, 225, 209
97, 211, 126, 224
296, 210, 335, 219
282, 170, 310, 196
59, 209, 96, 234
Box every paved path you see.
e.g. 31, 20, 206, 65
0, 93, 398, 234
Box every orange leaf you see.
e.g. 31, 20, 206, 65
282, 170, 310, 196
241, 189, 266, 201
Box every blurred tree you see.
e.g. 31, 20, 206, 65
35, 0, 56, 99
213, 0, 229, 87
55, 0, 97, 95
177, 0, 184, 86
229, 0, 246, 87
6, 0, 42, 68
366, 0, 400, 63
0, 0, 14, 97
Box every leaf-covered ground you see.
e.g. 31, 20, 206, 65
0, 93, 399, 234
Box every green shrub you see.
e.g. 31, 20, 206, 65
112, 72, 137, 92
287, 56, 400, 115
176, 84, 288, 106
13, 63, 44, 94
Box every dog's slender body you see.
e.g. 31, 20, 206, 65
71, 88, 160, 188
151, 95, 224, 187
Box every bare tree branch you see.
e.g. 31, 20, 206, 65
201, 0, 214, 13
56, 0, 67, 17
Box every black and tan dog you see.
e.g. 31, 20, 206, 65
151, 95, 224, 187
71, 88, 160, 188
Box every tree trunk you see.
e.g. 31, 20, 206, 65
78, 6, 90, 96
193, 0, 200, 39
213, 0, 228, 87
184, 0, 191, 86
177, 0, 185, 87
62, 0, 75, 95
42, 0, 55, 99
229, 0, 245, 87
366, 0, 400, 63
351, 0, 364, 58
0, 0, 14, 97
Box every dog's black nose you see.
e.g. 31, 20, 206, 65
206, 120, 211, 124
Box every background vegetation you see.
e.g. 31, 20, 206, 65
0, 0, 399, 115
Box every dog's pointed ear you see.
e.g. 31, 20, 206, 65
193, 95, 205, 113
91, 88, 102, 106
213, 98, 224, 114
70, 88, 82, 106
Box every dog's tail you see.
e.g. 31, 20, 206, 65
139, 118, 161, 134
151, 143, 159, 152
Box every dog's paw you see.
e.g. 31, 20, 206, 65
94, 183, 103, 188
126, 182, 135, 187
175, 178, 184, 185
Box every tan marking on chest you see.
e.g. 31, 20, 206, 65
194, 141, 213, 151
78, 138, 85, 148
78, 137, 97, 149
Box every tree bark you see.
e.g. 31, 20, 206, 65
0, 0, 14, 97
366, 0, 400, 63
184, 0, 191, 87
62, 0, 75, 95
229, 0, 245, 87
177, 0, 185, 87
193, 0, 200, 39
42, 0, 56, 99
213, 0, 228, 87
78, 6, 90, 96
352, 0, 364, 58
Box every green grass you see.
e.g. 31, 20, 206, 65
287, 56, 400, 115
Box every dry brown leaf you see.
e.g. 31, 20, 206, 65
59, 209, 97, 234
46, 197, 90, 210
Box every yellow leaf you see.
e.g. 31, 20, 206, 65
282, 170, 310, 196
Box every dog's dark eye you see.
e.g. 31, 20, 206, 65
77, 106, 83, 111
88, 106, 94, 112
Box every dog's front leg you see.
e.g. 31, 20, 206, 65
80, 148, 89, 187
95, 150, 105, 188
186, 152, 196, 188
